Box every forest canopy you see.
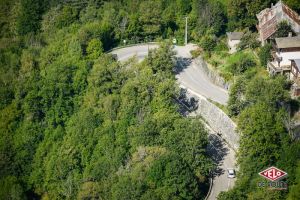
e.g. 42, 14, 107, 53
1, 0, 300, 199
0, 0, 216, 196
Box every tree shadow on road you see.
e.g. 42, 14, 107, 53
173, 57, 192, 74
174, 88, 199, 116
207, 134, 229, 178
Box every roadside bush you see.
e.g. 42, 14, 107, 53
211, 59, 220, 68
228, 77, 246, 116
214, 40, 228, 52
190, 48, 202, 58
86, 38, 103, 59
258, 43, 272, 67
200, 35, 216, 54
237, 31, 260, 51
229, 55, 256, 75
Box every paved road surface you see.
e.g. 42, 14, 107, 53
112, 44, 228, 105
111, 44, 158, 62
189, 110, 236, 200
175, 44, 228, 105
206, 128, 236, 200
111, 44, 236, 199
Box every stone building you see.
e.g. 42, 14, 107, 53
226, 32, 243, 53
267, 36, 300, 97
256, 0, 300, 45
268, 36, 300, 76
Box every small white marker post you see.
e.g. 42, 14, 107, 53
172, 38, 177, 45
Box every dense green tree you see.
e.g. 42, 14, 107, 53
218, 187, 247, 200
0, 103, 20, 178
1, 0, 300, 199
139, 0, 163, 38
56, 5, 79, 28
238, 103, 286, 173
200, 35, 216, 54
229, 54, 256, 75
0, 40, 21, 109
245, 76, 290, 107
0, 176, 25, 200
258, 43, 272, 66
0, 0, 15, 37
147, 42, 175, 74
228, 77, 246, 116
145, 153, 201, 199
175, 0, 192, 15
86, 38, 103, 59
193, 0, 227, 36
228, 76, 290, 117
237, 31, 260, 51
112, 148, 202, 200
227, 0, 276, 30
275, 20, 295, 38
125, 14, 143, 43
25, 43, 212, 198
16, 0, 44, 35
284, 0, 300, 13
223, 74, 294, 199
287, 161, 300, 200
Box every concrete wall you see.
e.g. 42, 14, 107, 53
228, 39, 240, 54
183, 87, 240, 151
194, 57, 231, 91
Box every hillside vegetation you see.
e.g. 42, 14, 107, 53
0, 0, 300, 200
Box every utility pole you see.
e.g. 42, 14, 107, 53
185, 17, 188, 45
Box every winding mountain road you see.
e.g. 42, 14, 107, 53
111, 44, 228, 105
111, 44, 235, 199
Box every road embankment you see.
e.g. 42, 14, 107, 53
181, 85, 239, 151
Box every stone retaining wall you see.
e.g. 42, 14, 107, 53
194, 57, 231, 91
183, 86, 239, 151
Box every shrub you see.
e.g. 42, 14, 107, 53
258, 44, 272, 67
215, 40, 228, 52
200, 35, 216, 53
86, 38, 103, 59
190, 48, 202, 58
211, 60, 220, 68
275, 20, 295, 38
237, 31, 260, 51
229, 54, 256, 75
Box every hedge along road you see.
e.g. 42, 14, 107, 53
111, 43, 236, 199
